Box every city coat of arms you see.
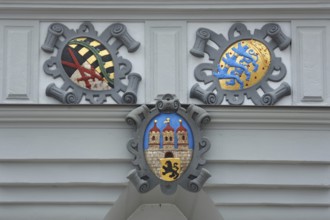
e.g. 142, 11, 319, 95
126, 94, 211, 194
190, 23, 291, 105
42, 22, 141, 104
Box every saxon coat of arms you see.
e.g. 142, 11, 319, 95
42, 22, 141, 104
126, 94, 211, 195
190, 23, 291, 105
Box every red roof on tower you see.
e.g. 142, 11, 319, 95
150, 120, 160, 133
163, 118, 174, 132
176, 119, 187, 132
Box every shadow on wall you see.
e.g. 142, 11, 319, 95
103, 183, 224, 220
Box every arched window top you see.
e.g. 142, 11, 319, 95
165, 151, 174, 158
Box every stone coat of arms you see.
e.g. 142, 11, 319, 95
190, 23, 291, 105
42, 22, 141, 104
126, 94, 212, 195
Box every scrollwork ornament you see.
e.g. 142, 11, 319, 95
139, 182, 150, 193
42, 21, 141, 104
126, 116, 137, 127
197, 28, 211, 39
111, 23, 125, 36
188, 182, 199, 192
261, 94, 273, 105
173, 100, 180, 111
156, 100, 164, 111
206, 92, 217, 105
64, 92, 78, 104
201, 115, 211, 127
190, 22, 292, 105
126, 94, 212, 195
122, 92, 137, 104
267, 23, 280, 35
51, 23, 64, 34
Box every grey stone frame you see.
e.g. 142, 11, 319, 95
190, 23, 292, 105
42, 22, 141, 104
126, 94, 211, 195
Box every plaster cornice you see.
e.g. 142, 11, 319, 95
0, 105, 329, 130
0, 0, 329, 20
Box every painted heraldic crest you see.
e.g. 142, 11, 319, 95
190, 23, 292, 105
126, 94, 212, 195
42, 22, 141, 104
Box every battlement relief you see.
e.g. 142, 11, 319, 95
148, 120, 160, 150
177, 119, 189, 151
144, 116, 193, 180
163, 118, 175, 151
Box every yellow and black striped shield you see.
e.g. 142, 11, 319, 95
61, 37, 115, 90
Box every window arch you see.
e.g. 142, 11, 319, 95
165, 151, 174, 158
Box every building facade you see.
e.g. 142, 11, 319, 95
0, 1, 330, 220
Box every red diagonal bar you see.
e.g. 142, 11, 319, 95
61, 47, 103, 89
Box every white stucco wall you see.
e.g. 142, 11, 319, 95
0, 1, 330, 220
0, 1, 329, 105
1, 106, 329, 220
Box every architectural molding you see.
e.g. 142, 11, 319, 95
0, 105, 329, 129
0, 20, 39, 103
292, 20, 330, 105
0, 1, 330, 20
1, 0, 330, 9
145, 21, 187, 103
